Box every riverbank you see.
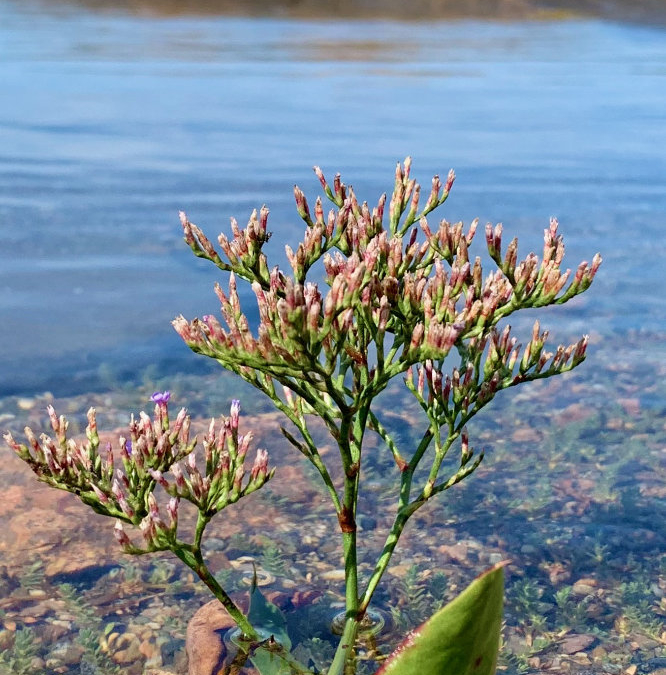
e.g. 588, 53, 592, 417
18, 0, 666, 24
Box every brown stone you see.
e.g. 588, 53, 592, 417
186, 600, 247, 675
40, 623, 70, 644
559, 633, 597, 654
437, 542, 469, 563
572, 578, 599, 596
511, 427, 541, 443
112, 634, 143, 665
140, 638, 160, 659
591, 645, 607, 661
48, 641, 86, 665
617, 397, 640, 416
0, 629, 13, 651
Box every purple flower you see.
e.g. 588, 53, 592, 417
230, 399, 241, 429
151, 391, 171, 406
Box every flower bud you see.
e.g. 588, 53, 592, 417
47, 405, 60, 435
167, 497, 179, 528
237, 432, 252, 461
250, 448, 269, 482
409, 323, 424, 351
461, 428, 472, 465
114, 520, 132, 550
444, 168, 455, 194
229, 399, 240, 430
232, 465, 244, 493
294, 186, 311, 221
148, 468, 169, 489
90, 484, 110, 504
139, 516, 157, 546
171, 463, 186, 490
148, 493, 160, 517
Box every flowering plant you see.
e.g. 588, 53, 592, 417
6, 159, 600, 675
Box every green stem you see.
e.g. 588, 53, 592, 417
172, 543, 259, 640
331, 419, 362, 675
342, 529, 359, 614
358, 510, 410, 615
329, 616, 360, 675
358, 465, 414, 614
193, 512, 209, 550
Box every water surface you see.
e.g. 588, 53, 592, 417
2, 5, 665, 395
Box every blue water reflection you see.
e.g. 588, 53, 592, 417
1, 4, 665, 395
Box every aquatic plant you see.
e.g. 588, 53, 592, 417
0, 626, 39, 675
5, 159, 601, 674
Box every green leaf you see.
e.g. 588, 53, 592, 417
232, 568, 303, 675
377, 562, 506, 675
250, 644, 296, 675
246, 569, 291, 651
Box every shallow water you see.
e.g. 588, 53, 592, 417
1, 3, 666, 674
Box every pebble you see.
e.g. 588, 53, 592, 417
0, 629, 13, 650
591, 646, 607, 661
140, 638, 162, 666
47, 640, 86, 666
53, 619, 73, 631
603, 665, 622, 674
112, 637, 143, 665
572, 578, 599, 596
319, 569, 346, 581
40, 623, 70, 643
186, 600, 233, 675
560, 633, 596, 654
437, 543, 470, 563
17, 397, 36, 410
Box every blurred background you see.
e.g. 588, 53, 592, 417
1, 0, 665, 397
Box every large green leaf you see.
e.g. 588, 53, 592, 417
377, 562, 506, 675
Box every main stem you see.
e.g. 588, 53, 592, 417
330, 456, 361, 675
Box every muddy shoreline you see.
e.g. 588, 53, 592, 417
20, 0, 666, 23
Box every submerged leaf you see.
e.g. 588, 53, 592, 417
235, 567, 299, 675
246, 567, 291, 650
